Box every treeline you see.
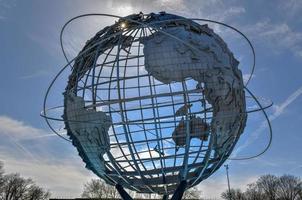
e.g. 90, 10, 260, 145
82, 174, 302, 200
81, 179, 201, 199
221, 174, 302, 200
0, 161, 50, 200
2, 158, 302, 200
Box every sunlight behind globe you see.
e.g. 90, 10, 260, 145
61, 12, 247, 195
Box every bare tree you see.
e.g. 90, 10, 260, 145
256, 175, 278, 200
82, 179, 203, 199
0, 162, 4, 199
244, 183, 264, 200
276, 175, 302, 200
82, 179, 157, 199
221, 188, 245, 200
298, 188, 302, 200
0, 162, 50, 200
0, 162, 3, 178
0, 162, 4, 187
183, 186, 202, 199
82, 179, 104, 198
25, 185, 51, 200
221, 174, 302, 200
1, 173, 33, 200
81, 179, 119, 199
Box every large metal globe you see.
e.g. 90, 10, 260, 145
63, 12, 247, 195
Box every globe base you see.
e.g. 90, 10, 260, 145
116, 180, 187, 200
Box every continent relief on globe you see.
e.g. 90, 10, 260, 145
63, 92, 112, 175
141, 25, 247, 155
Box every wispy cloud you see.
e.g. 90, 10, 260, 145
167, 0, 247, 29
278, 0, 302, 18
0, 115, 96, 198
0, 116, 49, 139
243, 74, 256, 85
271, 86, 302, 119
241, 19, 302, 58
26, 30, 61, 60
232, 84, 302, 157
0, 116, 49, 160
288, 165, 302, 174
19, 68, 54, 79
0, 0, 16, 20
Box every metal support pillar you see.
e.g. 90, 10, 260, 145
116, 180, 187, 200
116, 184, 134, 200
224, 164, 231, 200
170, 180, 187, 200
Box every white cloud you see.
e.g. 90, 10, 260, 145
0, 115, 97, 198
242, 19, 302, 58
0, 116, 48, 139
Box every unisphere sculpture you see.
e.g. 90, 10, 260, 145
42, 12, 272, 200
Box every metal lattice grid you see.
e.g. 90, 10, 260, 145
41, 12, 273, 196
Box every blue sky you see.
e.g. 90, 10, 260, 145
0, 0, 302, 199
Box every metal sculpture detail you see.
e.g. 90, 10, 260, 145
42, 12, 272, 199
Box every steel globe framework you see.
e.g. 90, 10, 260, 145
42, 12, 272, 199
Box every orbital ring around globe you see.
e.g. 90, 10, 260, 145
59, 14, 256, 87
41, 13, 272, 159
41, 12, 273, 194
41, 95, 272, 126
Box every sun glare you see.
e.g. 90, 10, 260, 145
121, 22, 126, 29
